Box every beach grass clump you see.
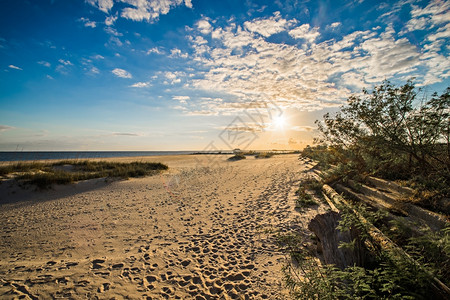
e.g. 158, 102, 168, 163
255, 152, 275, 159
0, 162, 47, 176
3, 160, 168, 189
295, 186, 318, 208
228, 153, 246, 161
303, 177, 324, 194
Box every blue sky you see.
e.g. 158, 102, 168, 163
0, 0, 449, 151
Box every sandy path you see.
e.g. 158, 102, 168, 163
0, 154, 317, 299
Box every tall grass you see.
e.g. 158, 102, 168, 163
0, 160, 168, 189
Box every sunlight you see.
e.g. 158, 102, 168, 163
272, 115, 287, 130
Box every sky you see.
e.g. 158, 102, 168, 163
0, 0, 449, 151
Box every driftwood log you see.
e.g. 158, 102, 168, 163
308, 211, 365, 269
322, 184, 450, 299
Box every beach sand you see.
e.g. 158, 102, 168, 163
0, 154, 325, 299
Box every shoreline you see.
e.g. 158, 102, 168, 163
0, 150, 300, 163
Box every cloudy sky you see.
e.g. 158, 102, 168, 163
0, 0, 449, 151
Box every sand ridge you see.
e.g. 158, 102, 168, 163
0, 154, 324, 299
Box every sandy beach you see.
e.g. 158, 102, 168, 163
0, 154, 324, 299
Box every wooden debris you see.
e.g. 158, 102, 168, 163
308, 211, 365, 269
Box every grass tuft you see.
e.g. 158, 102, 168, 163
295, 186, 318, 208
228, 153, 246, 161
255, 152, 275, 159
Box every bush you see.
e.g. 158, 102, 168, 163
304, 80, 449, 201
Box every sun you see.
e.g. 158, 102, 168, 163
272, 115, 287, 130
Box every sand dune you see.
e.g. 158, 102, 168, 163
0, 154, 324, 299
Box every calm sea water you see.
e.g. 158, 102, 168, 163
0, 151, 196, 162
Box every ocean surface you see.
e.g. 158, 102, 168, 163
0, 151, 196, 162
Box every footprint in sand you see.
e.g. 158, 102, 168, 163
91, 259, 105, 269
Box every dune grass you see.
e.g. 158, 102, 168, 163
255, 152, 275, 159
228, 153, 246, 161
0, 160, 168, 189
295, 186, 318, 209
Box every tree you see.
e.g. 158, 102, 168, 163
315, 80, 449, 177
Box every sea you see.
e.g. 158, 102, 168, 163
0, 151, 196, 162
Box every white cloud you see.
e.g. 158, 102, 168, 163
217, 123, 265, 132
112, 132, 141, 136
105, 26, 122, 36
196, 19, 212, 34
192, 35, 208, 45
86, 0, 114, 13
8, 65, 22, 70
291, 125, 315, 132
427, 23, 450, 42
91, 67, 100, 74
410, 0, 450, 21
170, 48, 188, 58
79, 17, 96, 28
56, 65, 68, 74
172, 95, 190, 103
289, 24, 320, 43
118, 0, 193, 22
109, 36, 123, 47
58, 59, 73, 66
405, 17, 429, 31
0, 125, 14, 132
130, 82, 150, 87
244, 12, 293, 37
175, 13, 446, 116
326, 22, 341, 30
330, 22, 341, 28
37, 61, 51, 67
92, 54, 104, 60
146, 47, 164, 55
341, 72, 367, 89
404, 0, 450, 33
186, 110, 218, 116
164, 71, 183, 84
105, 14, 118, 26
112, 68, 132, 78
55, 59, 74, 75
184, 0, 192, 9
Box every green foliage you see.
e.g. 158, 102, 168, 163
293, 79, 450, 297
295, 186, 318, 208
316, 81, 449, 167
404, 225, 450, 286
302, 177, 324, 194
305, 80, 450, 203
3, 160, 168, 189
301, 144, 345, 168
